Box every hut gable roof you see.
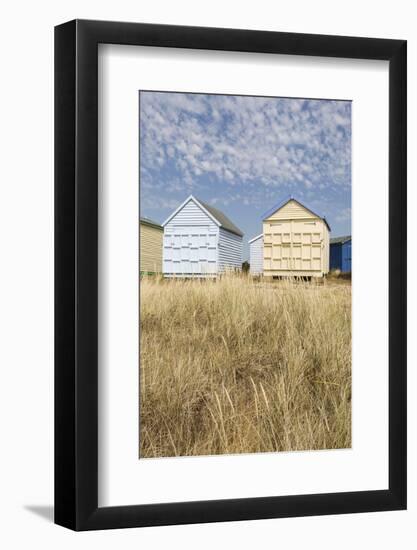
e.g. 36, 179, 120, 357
140, 216, 163, 231
197, 198, 243, 237
248, 233, 263, 244
330, 235, 351, 245
262, 196, 331, 231
163, 195, 243, 237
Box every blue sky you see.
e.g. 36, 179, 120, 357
140, 91, 351, 260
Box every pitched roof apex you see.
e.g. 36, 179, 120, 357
162, 194, 243, 237
262, 196, 331, 231
249, 233, 263, 244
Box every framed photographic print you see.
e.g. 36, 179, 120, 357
55, 20, 406, 530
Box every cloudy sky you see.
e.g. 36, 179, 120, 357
139, 91, 351, 260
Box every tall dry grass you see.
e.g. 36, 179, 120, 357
139, 274, 351, 458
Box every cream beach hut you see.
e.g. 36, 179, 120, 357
262, 197, 330, 278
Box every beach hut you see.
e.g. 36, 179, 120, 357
249, 234, 263, 275
140, 217, 163, 275
262, 197, 330, 278
330, 235, 352, 273
162, 195, 243, 277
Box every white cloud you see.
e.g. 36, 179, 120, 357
140, 92, 351, 199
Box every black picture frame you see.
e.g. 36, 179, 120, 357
55, 19, 407, 531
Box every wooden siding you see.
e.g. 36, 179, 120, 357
163, 198, 219, 277
164, 199, 218, 230
140, 222, 163, 273
218, 227, 242, 272
263, 200, 329, 277
323, 223, 330, 273
266, 200, 316, 221
249, 235, 263, 274
330, 239, 351, 272
163, 197, 243, 277
341, 240, 351, 272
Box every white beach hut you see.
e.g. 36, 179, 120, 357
249, 234, 263, 275
162, 195, 243, 277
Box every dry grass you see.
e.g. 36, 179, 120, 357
139, 274, 351, 458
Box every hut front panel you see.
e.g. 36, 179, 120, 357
323, 225, 330, 273
330, 240, 351, 272
342, 240, 352, 272
249, 237, 263, 274
330, 243, 342, 270
163, 199, 219, 276
140, 223, 163, 273
263, 218, 328, 276
218, 227, 242, 273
